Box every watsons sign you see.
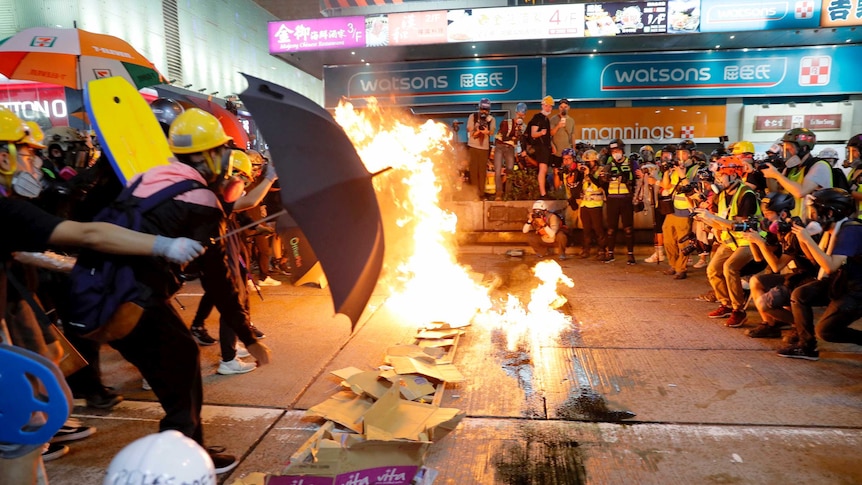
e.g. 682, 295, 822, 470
601, 57, 787, 90
700, 0, 821, 31
348, 66, 515, 98
324, 58, 542, 107
547, 45, 862, 99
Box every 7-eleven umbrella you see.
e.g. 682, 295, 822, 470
0, 27, 164, 90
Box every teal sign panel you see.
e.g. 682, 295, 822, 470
546, 45, 862, 99
324, 58, 543, 107
700, 0, 821, 31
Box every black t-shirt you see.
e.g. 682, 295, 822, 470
526, 113, 551, 163
0, 198, 63, 259
735, 190, 758, 218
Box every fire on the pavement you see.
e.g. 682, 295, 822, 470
334, 99, 573, 354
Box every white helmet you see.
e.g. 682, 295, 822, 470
816, 147, 839, 161
103, 430, 215, 485
532, 200, 548, 211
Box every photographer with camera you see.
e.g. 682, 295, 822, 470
571, 149, 608, 260
740, 193, 820, 338
761, 128, 833, 220
695, 156, 762, 328
523, 199, 568, 260
602, 138, 642, 265
549, 98, 575, 189
493, 103, 527, 201
731, 140, 770, 197
775, 188, 862, 360
466, 98, 496, 200
658, 140, 699, 279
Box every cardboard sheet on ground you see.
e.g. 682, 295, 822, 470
417, 338, 456, 348
274, 422, 427, 485
331, 367, 391, 400
388, 355, 466, 383
305, 391, 372, 434
386, 345, 446, 362
384, 374, 436, 401
415, 328, 462, 339
363, 385, 463, 442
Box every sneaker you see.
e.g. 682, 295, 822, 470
42, 442, 69, 461
191, 325, 218, 346
595, 252, 607, 262
644, 252, 664, 263
80, 387, 123, 410
142, 378, 151, 391
51, 418, 96, 443
626, 256, 636, 265
783, 330, 800, 346
217, 357, 256, 375
745, 324, 782, 338
258, 276, 282, 287
604, 254, 615, 263
662, 267, 677, 276
673, 271, 687, 280
209, 450, 239, 474
249, 323, 265, 339
693, 255, 709, 269
558, 253, 569, 261
235, 343, 251, 358
708, 305, 733, 318
777, 345, 819, 361
725, 310, 748, 327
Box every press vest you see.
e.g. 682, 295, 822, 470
717, 184, 761, 250
581, 170, 605, 208
672, 165, 698, 211
607, 159, 634, 196
850, 167, 862, 213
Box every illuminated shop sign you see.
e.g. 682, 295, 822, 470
326, 58, 542, 107
0, 82, 69, 126
388, 10, 448, 45
700, 0, 821, 31
268, 17, 366, 53
585, 1, 669, 36
547, 45, 862, 99
754, 113, 842, 132
821, 0, 862, 26
446, 5, 585, 42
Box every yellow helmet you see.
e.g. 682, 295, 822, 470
230, 150, 253, 180
731, 140, 755, 155
19, 121, 47, 149
168, 108, 233, 155
0, 107, 26, 143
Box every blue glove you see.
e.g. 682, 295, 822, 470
153, 236, 205, 265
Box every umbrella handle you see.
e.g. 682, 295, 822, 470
208, 209, 287, 245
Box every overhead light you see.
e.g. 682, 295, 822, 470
210, 91, 219, 96
183, 84, 193, 88
198, 88, 207, 92
168, 78, 178, 84
729, 35, 735, 39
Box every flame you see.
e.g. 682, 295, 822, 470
334, 99, 572, 347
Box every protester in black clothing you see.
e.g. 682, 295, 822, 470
528, 96, 553, 198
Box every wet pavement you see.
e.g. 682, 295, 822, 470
45, 244, 862, 484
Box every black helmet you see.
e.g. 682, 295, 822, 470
661, 144, 676, 154
847, 133, 862, 150
782, 128, 816, 151
150, 98, 185, 136
763, 192, 795, 214
608, 138, 625, 151
710, 146, 728, 161
809, 188, 854, 222
677, 139, 696, 153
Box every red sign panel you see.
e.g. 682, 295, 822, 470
804, 114, 841, 131
753, 115, 792, 132
0, 82, 69, 127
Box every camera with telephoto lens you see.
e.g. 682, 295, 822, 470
677, 183, 697, 196
679, 232, 702, 256
659, 159, 676, 172
476, 112, 489, 132
755, 152, 786, 172
731, 215, 761, 233
775, 216, 804, 235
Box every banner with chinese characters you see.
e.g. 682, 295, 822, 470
547, 44, 862, 100
388, 10, 448, 45
584, 1, 669, 36
700, 0, 821, 32
742, 102, 853, 142
323, 58, 543, 107
446, 5, 585, 42
820, 0, 862, 26
269, 17, 366, 53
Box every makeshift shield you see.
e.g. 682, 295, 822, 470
239, 74, 384, 329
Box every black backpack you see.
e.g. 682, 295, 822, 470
64, 177, 202, 341
831, 167, 851, 191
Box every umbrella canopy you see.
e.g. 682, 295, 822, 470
239, 74, 384, 329
0, 27, 163, 90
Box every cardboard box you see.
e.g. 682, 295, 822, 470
274, 422, 428, 485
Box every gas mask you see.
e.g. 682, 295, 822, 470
611, 151, 624, 162
711, 174, 739, 195
1, 145, 44, 199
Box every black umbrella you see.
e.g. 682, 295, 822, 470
239, 74, 384, 329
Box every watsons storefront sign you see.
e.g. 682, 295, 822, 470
700, 0, 821, 31
324, 58, 542, 107
547, 45, 862, 100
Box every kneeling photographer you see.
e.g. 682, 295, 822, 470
741, 193, 820, 338
659, 140, 699, 279
695, 157, 762, 328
